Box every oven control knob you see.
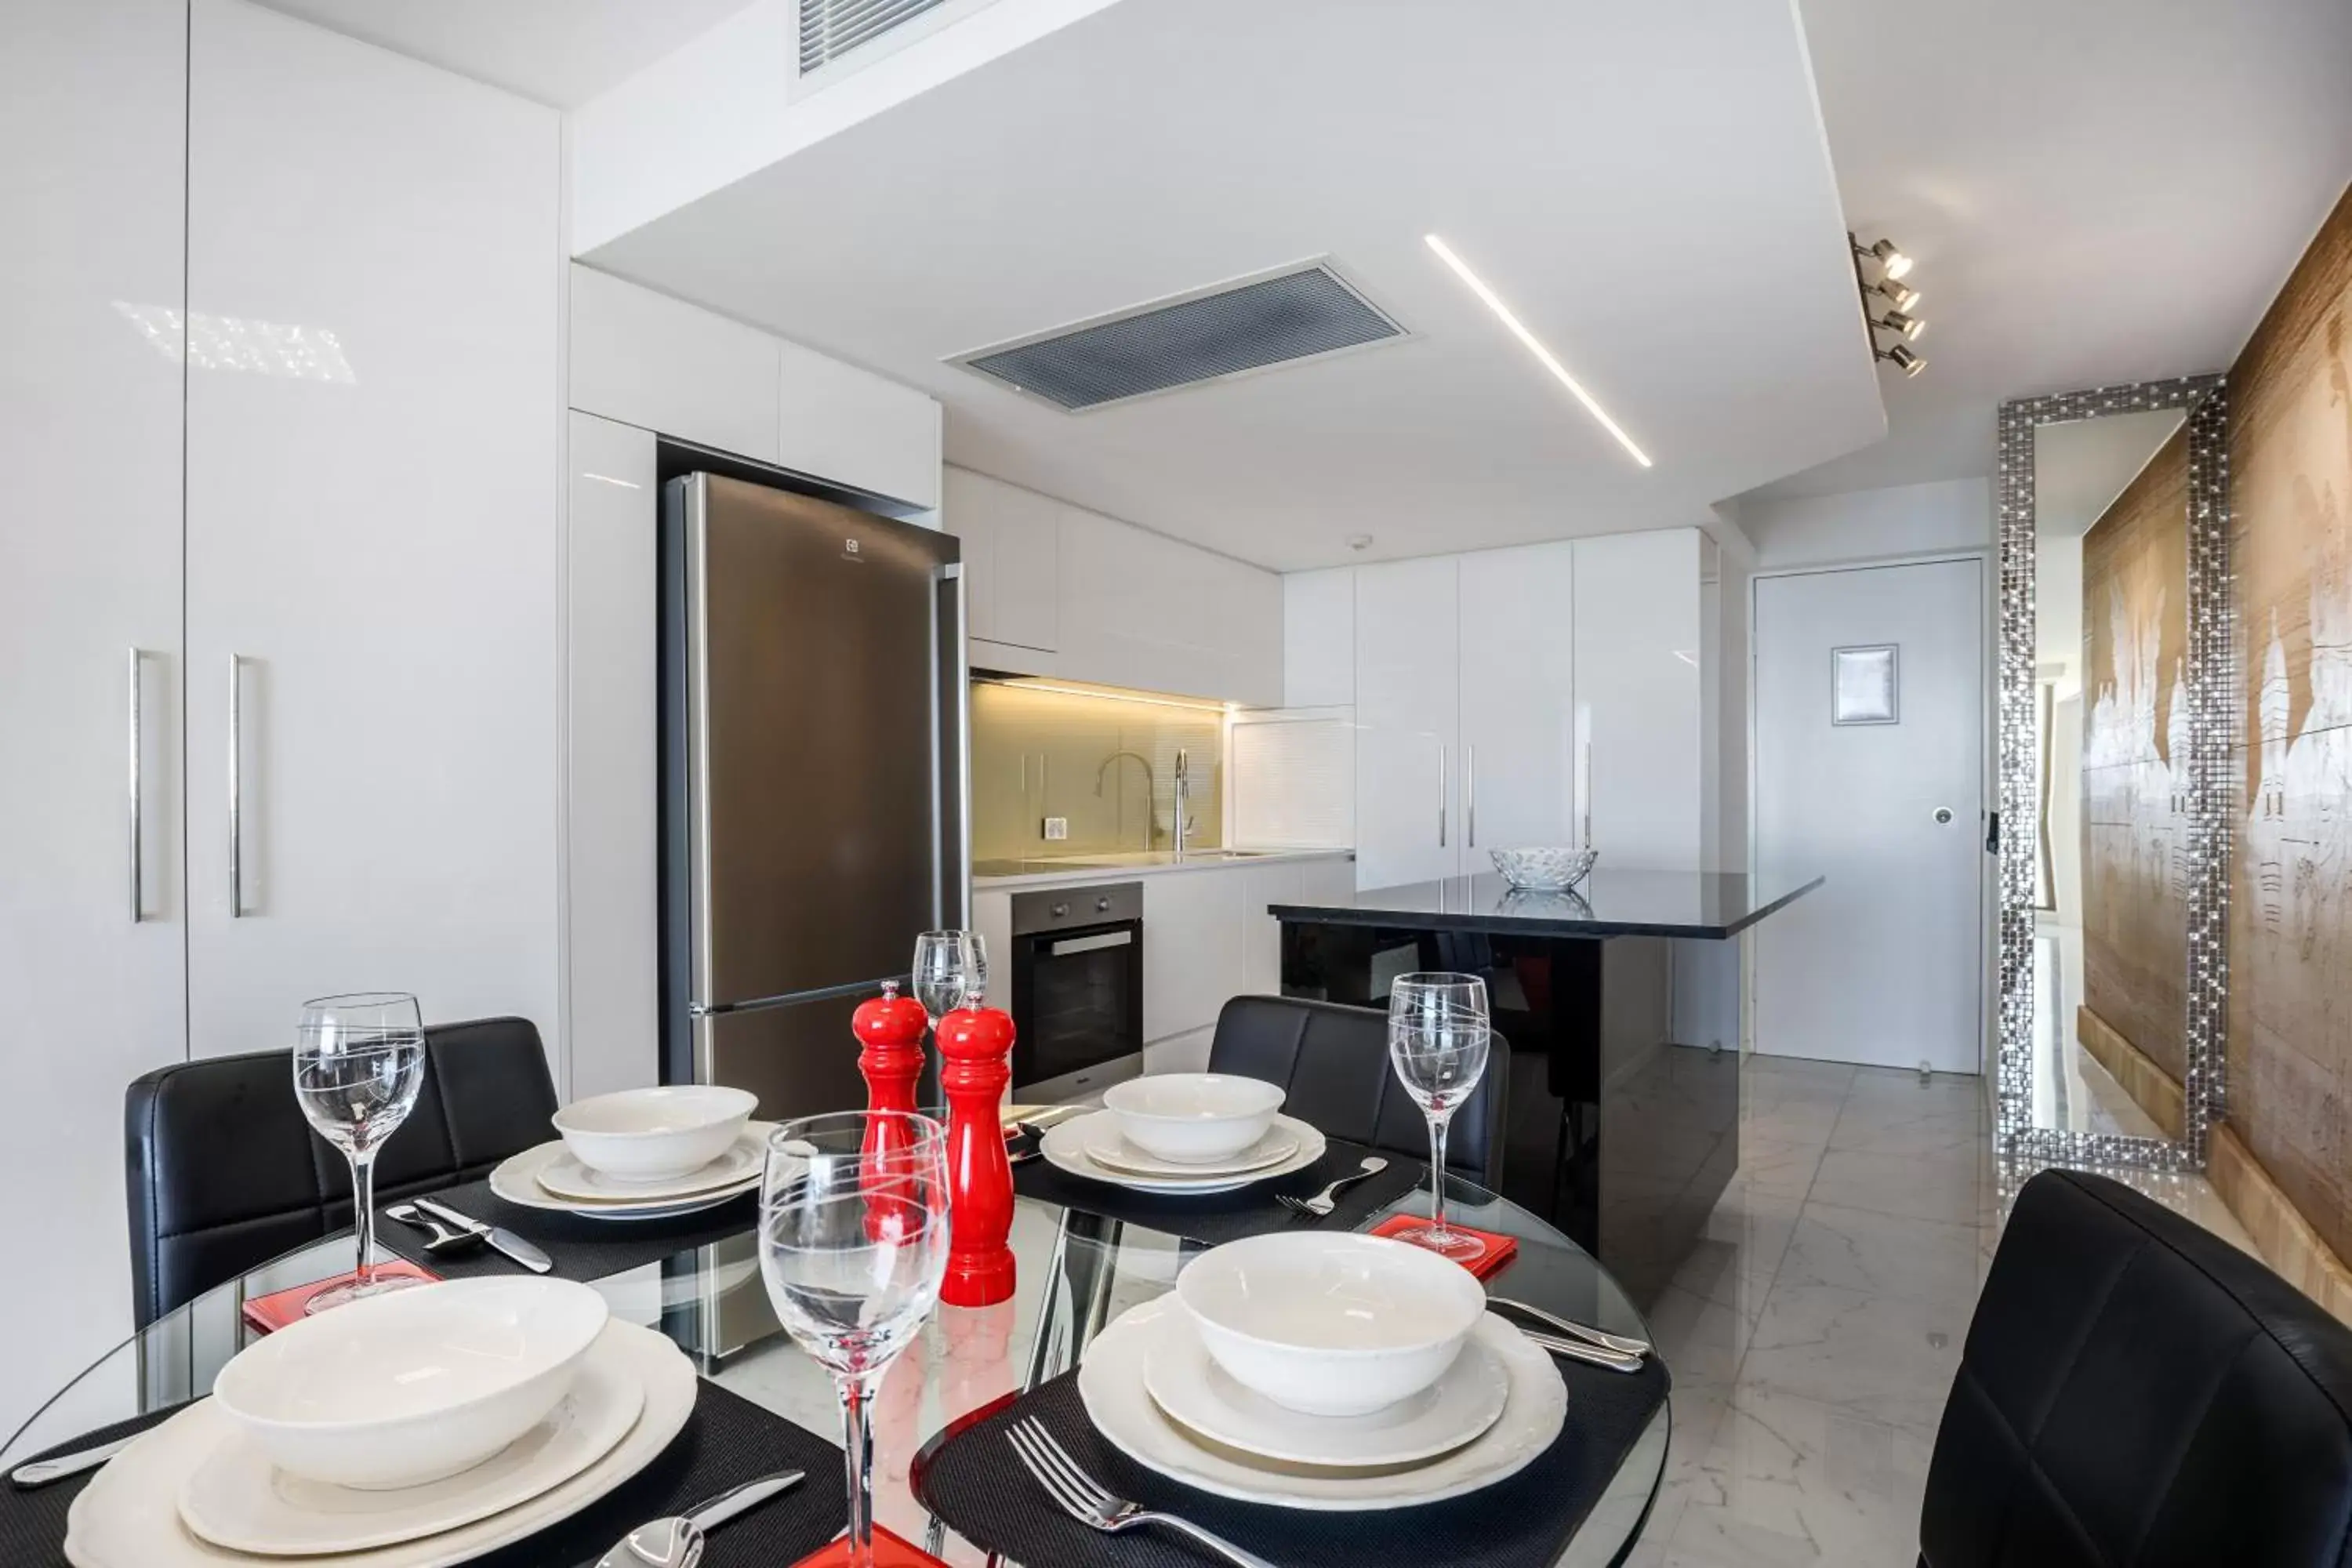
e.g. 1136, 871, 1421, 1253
1051, 902, 1069, 918
1095, 897, 1112, 913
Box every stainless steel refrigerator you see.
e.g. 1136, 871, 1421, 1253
661, 471, 966, 1118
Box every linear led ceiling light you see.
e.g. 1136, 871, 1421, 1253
1424, 234, 1652, 468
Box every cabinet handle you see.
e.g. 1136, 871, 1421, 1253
1437, 745, 1447, 849
1466, 744, 1477, 849
228, 654, 245, 918
1580, 739, 1593, 849
127, 648, 144, 923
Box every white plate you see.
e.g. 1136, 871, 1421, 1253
66, 1321, 695, 1568
1143, 1307, 1508, 1468
180, 1334, 644, 1555
532, 1130, 765, 1203
1080, 1123, 1299, 1180
1042, 1112, 1326, 1193
1077, 1298, 1563, 1511
488, 1127, 771, 1219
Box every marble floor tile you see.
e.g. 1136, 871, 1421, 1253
1773, 1200, 1984, 1308
1670, 1186, 1803, 1323
1737, 1133, 1831, 1200
1825, 1099, 1984, 1160
1806, 1144, 1990, 1226
1664, 1385, 1937, 1566
1737, 1279, 1970, 1432
1647, 1280, 1759, 1389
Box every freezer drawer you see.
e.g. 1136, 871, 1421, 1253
696, 989, 871, 1122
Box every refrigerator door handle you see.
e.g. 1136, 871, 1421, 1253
944, 561, 971, 929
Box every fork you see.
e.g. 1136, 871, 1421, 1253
1273, 1156, 1388, 1219
1006, 1417, 1280, 1568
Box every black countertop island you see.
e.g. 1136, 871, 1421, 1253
1272, 869, 1822, 1306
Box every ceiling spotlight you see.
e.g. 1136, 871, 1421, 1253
1853, 236, 1914, 278
1876, 343, 1926, 377
1867, 278, 1922, 311
1875, 310, 1926, 342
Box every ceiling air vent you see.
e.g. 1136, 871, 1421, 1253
951, 261, 1408, 413
799, 0, 949, 74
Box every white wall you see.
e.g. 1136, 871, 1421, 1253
1740, 477, 1994, 568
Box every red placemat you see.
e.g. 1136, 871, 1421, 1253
239, 1261, 442, 1334
793, 1523, 946, 1566
1367, 1215, 1520, 1279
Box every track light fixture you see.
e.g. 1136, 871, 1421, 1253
1875, 310, 1925, 342
1876, 343, 1926, 376
1853, 235, 1913, 279
1866, 277, 1921, 311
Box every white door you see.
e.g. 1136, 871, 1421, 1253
1573, 530, 1704, 869
1754, 560, 1985, 1072
0, 0, 191, 1428
1354, 557, 1460, 890
183, 0, 564, 1061
1458, 543, 1577, 857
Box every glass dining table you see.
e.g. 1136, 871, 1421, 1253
5, 1178, 1668, 1566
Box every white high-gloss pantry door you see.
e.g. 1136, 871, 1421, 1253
183, 0, 563, 1060
1458, 543, 1577, 857
1354, 557, 1460, 891
1754, 560, 1985, 1072
0, 0, 191, 1432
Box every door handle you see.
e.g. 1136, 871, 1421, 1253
127, 648, 144, 923
1466, 744, 1476, 849
228, 653, 245, 918
1436, 745, 1447, 849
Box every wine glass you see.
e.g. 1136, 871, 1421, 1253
1387, 973, 1494, 1263
760, 1111, 951, 1566
294, 993, 430, 1313
911, 930, 976, 1024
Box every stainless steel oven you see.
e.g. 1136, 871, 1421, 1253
1009, 882, 1144, 1102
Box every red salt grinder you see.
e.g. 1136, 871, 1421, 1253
852, 979, 930, 1222
935, 1000, 1017, 1307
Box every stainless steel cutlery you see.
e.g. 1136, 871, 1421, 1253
9, 1434, 133, 1489
1273, 1155, 1388, 1218
1519, 1329, 1646, 1374
1007, 1416, 1279, 1568
385, 1202, 481, 1254
1486, 1295, 1653, 1360
412, 1196, 554, 1274
593, 1469, 804, 1568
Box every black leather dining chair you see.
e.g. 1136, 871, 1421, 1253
1919, 1167, 2352, 1567
122, 1016, 559, 1326
1204, 995, 1509, 1190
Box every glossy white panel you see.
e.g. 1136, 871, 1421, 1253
568, 263, 781, 462
944, 466, 1058, 653
1352, 556, 1459, 891
1573, 530, 1704, 871
566, 414, 660, 1101
1142, 868, 1244, 1043
1458, 543, 1577, 857
1057, 504, 1281, 705
776, 339, 941, 509
971, 891, 1013, 1006
184, 0, 562, 1062
0, 0, 190, 1432
1283, 567, 1356, 709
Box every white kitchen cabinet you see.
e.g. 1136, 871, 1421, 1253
1283, 567, 1356, 708
1352, 557, 1460, 891
183, 0, 564, 1061
1058, 505, 1282, 706
944, 466, 1059, 655
777, 340, 942, 510
1573, 529, 1705, 870
0, 0, 191, 1433
570, 264, 782, 465
1459, 542, 1578, 856
1142, 869, 1247, 1044
566, 414, 662, 1101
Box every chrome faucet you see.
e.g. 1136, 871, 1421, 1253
1173, 748, 1193, 860
1094, 750, 1156, 851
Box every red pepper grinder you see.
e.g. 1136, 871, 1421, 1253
935, 997, 1017, 1308
852, 979, 929, 1173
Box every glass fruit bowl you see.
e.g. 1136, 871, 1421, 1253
1490, 846, 1599, 891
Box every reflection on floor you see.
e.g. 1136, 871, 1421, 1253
2032, 917, 2161, 1138
1626, 1054, 2253, 1566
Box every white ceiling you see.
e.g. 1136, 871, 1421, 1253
2033, 408, 2185, 539
1743, 0, 2352, 505
583, 0, 1884, 571
251, 0, 756, 107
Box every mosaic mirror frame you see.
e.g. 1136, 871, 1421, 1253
1995, 374, 2228, 1171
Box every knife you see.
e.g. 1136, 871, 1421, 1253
414, 1196, 554, 1275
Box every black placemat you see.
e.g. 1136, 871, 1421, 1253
1013, 1137, 1425, 1247
1, 1381, 844, 1567
916, 1352, 1671, 1568
378, 1178, 758, 1283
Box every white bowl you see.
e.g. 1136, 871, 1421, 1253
1101, 1073, 1285, 1165
211, 1277, 610, 1490
1174, 1232, 1486, 1417
551, 1084, 757, 1181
